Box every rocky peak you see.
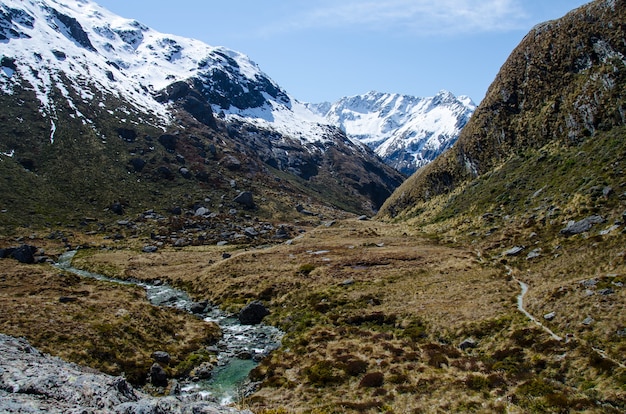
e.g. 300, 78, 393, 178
309, 90, 475, 175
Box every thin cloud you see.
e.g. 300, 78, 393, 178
259, 0, 529, 37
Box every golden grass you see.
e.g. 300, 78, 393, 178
2, 218, 624, 412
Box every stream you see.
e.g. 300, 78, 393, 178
55, 250, 283, 405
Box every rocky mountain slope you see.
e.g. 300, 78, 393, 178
379, 0, 626, 220
308, 91, 475, 175
0, 0, 404, 231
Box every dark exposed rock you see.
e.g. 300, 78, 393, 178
156, 166, 174, 179
158, 134, 178, 152
110, 202, 124, 215
47, 7, 97, 52
190, 301, 208, 314
238, 300, 270, 325
117, 128, 137, 142
234, 191, 255, 209
11, 244, 36, 264
220, 154, 242, 171
459, 338, 478, 351
149, 363, 168, 387
130, 157, 146, 172
142, 245, 158, 253
151, 351, 171, 364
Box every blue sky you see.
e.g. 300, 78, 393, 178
95, 0, 590, 104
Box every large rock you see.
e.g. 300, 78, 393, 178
234, 191, 255, 209
560, 215, 605, 236
0, 334, 250, 413
11, 244, 36, 264
238, 300, 270, 325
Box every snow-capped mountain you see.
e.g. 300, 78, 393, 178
0, 0, 337, 145
308, 91, 476, 175
0, 0, 404, 217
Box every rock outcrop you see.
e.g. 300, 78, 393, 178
0, 334, 250, 413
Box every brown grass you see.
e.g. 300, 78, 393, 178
1, 218, 624, 412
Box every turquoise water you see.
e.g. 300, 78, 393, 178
56, 250, 282, 404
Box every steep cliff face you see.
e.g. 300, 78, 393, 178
379, 0, 626, 218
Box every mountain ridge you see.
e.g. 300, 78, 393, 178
379, 0, 626, 219
0, 0, 404, 228
307, 90, 475, 175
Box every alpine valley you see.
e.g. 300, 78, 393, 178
1, 0, 625, 413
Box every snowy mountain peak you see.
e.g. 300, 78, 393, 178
307, 91, 476, 175
0, 0, 338, 145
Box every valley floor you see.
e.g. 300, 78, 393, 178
1, 218, 624, 413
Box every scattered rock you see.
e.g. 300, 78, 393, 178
238, 300, 270, 325
195, 207, 210, 216
340, 279, 355, 287
295, 204, 315, 216
142, 245, 158, 253
110, 202, 124, 215
222, 252, 231, 259
179, 167, 192, 179
234, 191, 255, 209
598, 288, 614, 295
503, 246, 524, 257
357, 215, 369, 221
149, 363, 168, 387
220, 154, 242, 170
190, 362, 213, 380
11, 244, 36, 264
560, 215, 605, 236
190, 301, 208, 314
459, 338, 477, 351
526, 248, 542, 260
244, 227, 259, 237
582, 317, 594, 326
151, 351, 171, 364
544, 312, 556, 321
59, 296, 78, 304
158, 134, 178, 153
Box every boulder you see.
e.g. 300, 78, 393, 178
110, 202, 124, 215
142, 245, 158, 253
158, 134, 178, 153
544, 312, 556, 321
503, 246, 524, 257
11, 244, 36, 264
234, 191, 255, 209
151, 351, 171, 364
149, 363, 168, 387
129, 158, 146, 172
190, 301, 208, 314
560, 215, 605, 236
459, 338, 478, 351
238, 300, 270, 325
220, 155, 241, 171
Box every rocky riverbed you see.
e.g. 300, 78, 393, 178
0, 334, 251, 414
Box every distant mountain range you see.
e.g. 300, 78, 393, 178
308, 91, 476, 175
